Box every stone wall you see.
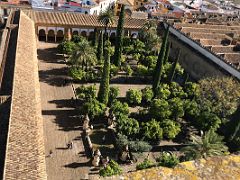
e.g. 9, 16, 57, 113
101, 155, 240, 179
3, 11, 47, 179
168, 34, 226, 80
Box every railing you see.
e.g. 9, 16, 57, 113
165, 22, 240, 80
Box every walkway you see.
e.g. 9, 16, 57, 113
38, 42, 90, 180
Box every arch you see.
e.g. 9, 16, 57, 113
72, 30, 79, 36
110, 32, 116, 44
88, 31, 95, 41
131, 33, 137, 39
47, 29, 55, 42
56, 30, 64, 42
81, 31, 87, 37
38, 29, 46, 41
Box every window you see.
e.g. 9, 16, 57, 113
117, 4, 121, 9
85, 11, 88, 14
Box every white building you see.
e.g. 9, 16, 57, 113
58, 0, 116, 15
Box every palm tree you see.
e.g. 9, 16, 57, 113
181, 129, 228, 161
70, 38, 96, 70
98, 6, 115, 38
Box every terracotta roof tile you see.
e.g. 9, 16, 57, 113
23, 10, 146, 30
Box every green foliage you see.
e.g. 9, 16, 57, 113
155, 84, 171, 100
126, 89, 142, 105
108, 86, 120, 105
156, 152, 179, 168
141, 87, 154, 103
124, 65, 133, 76
168, 49, 180, 83
69, 67, 86, 80
133, 53, 141, 61
116, 133, 151, 152
80, 99, 106, 118
97, 31, 103, 62
181, 129, 229, 160
70, 38, 96, 69
161, 120, 181, 139
149, 99, 171, 119
116, 114, 140, 136
71, 35, 86, 43
114, 5, 125, 66
169, 82, 187, 99
142, 119, 163, 141
197, 77, 240, 120
184, 82, 200, 99
98, 41, 111, 104
98, 6, 115, 37
57, 40, 75, 55
184, 99, 200, 118
169, 97, 185, 119
139, 21, 161, 52
196, 111, 221, 131
76, 85, 96, 101
110, 100, 129, 117
145, 55, 158, 68
99, 160, 122, 177
136, 159, 155, 170
152, 26, 169, 95
110, 64, 119, 77
136, 65, 152, 76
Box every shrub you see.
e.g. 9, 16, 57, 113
161, 120, 181, 139
169, 82, 187, 98
141, 87, 154, 103
129, 140, 151, 152
155, 84, 171, 100
110, 100, 129, 117
69, 67, 86, 81
149, 99, 171, 119
169, 97, 185, 120
110, 64, 119, 77
124, 65, 133, 76
142, 119, 163, 142
116, 134, 151, 152
136, 159, 155, 170
136, 65, 150, 76
57, 40, 75, 55
76, 85, 97, 100
99, 160, 122, 177
156, 152, 179, 168
196, 111, 221, 131
108, 87, 120, 105
184, 82, 200, 99
126, 89, 142, 105
116, 114, 140, 136
80, 99, 106, 118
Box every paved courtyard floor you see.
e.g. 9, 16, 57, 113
38, 42, 90, 180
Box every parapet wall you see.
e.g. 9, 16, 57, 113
105, 155, 240, 180
3, 11, 46, 179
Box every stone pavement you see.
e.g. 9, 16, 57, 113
38, 42, 90, 180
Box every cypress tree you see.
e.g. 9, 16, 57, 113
183, 70, 189, 86
113, 5, 125, 67
152, 26, 169, 95
168, 49, 181, 83
97, 31, 103, 62
98, 41, 111, 105
92, 28, 98, 47
164, 42, 170, 64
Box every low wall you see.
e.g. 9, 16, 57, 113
101, 155, 240, 179
3, 11, 46, 179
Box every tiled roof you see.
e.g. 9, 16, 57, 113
3, 11, 46, 179
23, 10, 146, 29
174, 22, 240, 70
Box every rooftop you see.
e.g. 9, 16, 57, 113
23, 10, 146, 29
174, 22, 240, 70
